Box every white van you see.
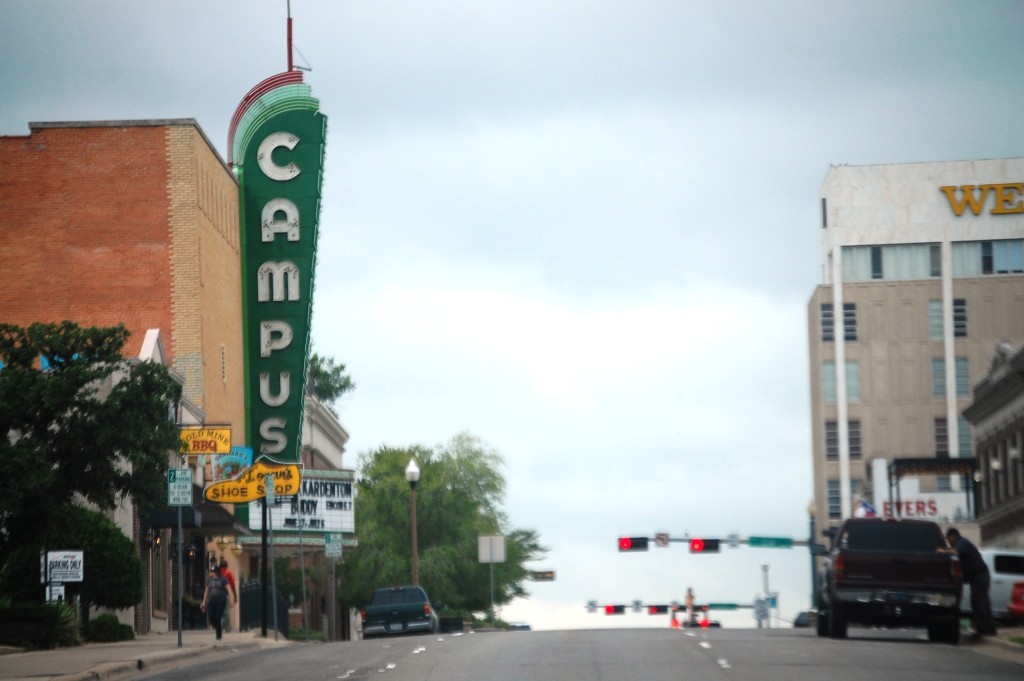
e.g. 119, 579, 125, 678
961, 549, 1024, 622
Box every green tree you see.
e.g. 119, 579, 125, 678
0, 504, 143, 609
308, 353, 355, 416
0, 321, 183, 589
339, 433, 546, 616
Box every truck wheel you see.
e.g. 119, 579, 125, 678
816, 610, 829, 637
828, 605, 847, 639
927, 618, 960, 644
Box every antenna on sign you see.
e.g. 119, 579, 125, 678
287, 0, 293, 71
286, 1, 313, 72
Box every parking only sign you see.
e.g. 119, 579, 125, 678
168, 468, 193, 506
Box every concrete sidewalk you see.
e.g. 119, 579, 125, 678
0, 628, 294, 681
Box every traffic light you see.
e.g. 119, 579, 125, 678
689, 538, 720, 553
605, 605, 626, 615
618, 536, 649, 552
648, 605, 669, 615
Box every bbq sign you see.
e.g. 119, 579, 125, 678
230, 73, 327, 464
179, 427, 232, 456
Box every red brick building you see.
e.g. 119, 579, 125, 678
0, 120, 247, 633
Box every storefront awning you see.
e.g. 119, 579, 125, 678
147, 485, 251, 536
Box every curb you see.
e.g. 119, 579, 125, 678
50, 639, 265, 681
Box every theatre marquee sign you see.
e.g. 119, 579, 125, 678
230, 72, 327, 464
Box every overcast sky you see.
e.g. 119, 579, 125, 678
3, 0, 1023, 630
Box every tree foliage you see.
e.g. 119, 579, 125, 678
339, 433, 546, 616
0, 504, 144, 609
0, 321, 182, 585
308, 353, 355, 416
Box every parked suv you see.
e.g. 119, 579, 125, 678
361, 586, 440, 638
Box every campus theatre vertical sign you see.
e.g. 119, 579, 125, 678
229, 72, 327, 465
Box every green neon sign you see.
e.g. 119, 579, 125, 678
234, 76, 327, 464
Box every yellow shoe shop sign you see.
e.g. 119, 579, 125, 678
205, 460, 302, 504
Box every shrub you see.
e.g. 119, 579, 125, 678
0, 603, 81, 649
287, 627, 327, 642
88, 613, 134, 642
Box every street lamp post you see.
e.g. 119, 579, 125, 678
405, 459, 420, 586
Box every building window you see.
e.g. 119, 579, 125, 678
824, 420, 862, 460
821, 304, 835, 342
953, 298, 967, 337
827, 480, 841, 518
827, 479, 862, 520
843, 243, 939, 282
821, 303, 857, 342
955, 356, 970, 396
932, 357, 970, 397
932, 359, 945, 397
825, 421, 839, 460
958, 416, 972, 457
848, 420, 862, 459
871, 246, 883, 279
847, 361, 860, 402
930, 244, 942, 277
843, 303, 857, 341
935, 418, 949, 457
929, 300, 943, 340
823, 361, 861, 403
930, 299, 968, 339
953, 239, 1024, 276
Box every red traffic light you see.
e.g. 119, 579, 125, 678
618, 536, 649, 552
605, 605, 625, 615
689, 538, 720, 553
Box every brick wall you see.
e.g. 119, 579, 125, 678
0, 121, 245, 436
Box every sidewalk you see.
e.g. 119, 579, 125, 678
0, 627, 294, 681
968, 625, 1024, 665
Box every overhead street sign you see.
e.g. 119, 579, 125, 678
748, 536, 793, 548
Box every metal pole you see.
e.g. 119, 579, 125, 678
762, 564, 770, 628
177, 507, 183, 647
269, 502, 279, 641
410, 485, 419, 586
331, 558, 337, 642
298, 487, 308, 640
261, 496, 268, 637
809, 513, 818, 613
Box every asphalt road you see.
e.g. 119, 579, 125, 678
132, 627, 1024, 681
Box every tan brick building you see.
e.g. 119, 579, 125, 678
807, 158, 1024, 540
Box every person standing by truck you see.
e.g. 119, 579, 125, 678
946, 528, 997, 636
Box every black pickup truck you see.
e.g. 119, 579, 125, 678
817, 517, 963, 643
360, 586, 440, 638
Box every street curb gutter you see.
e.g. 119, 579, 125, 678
52, 640, 263, 681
